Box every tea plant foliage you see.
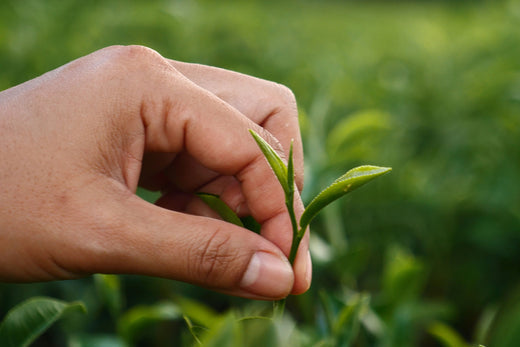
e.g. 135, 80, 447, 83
0, 297, 86, 347
299, 165, 391, 232
196, 193, 245, 227
117, 302, 181, 344
250, 129, 391, 265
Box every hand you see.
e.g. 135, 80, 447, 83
0, 45, 311, 300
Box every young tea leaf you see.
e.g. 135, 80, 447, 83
287, 141, 295, 196
299, 165, 391, 232
197, 193, 244, 227
285, 140, 300, 264
249, 129, 289, 195
0, 297, 86, 347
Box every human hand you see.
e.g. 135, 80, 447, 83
0, 46, 311, 300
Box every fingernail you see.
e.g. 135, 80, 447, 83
305, 251, 313, 288
240, 252, 293, 298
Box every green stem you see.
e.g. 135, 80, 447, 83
286, 197, 299, 265
273, 298, 286, 320
289, 228, 306, 265
273, 191, 301, 319
273, 227, 303, 319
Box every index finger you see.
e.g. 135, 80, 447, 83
167, 60, 304, 191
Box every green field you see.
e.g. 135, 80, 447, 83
1, 0, 520, 345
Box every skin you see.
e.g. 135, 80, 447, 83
0, 45, 311, 300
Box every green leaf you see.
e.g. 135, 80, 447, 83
175, 296, 220, 327
327, 109, 391, 160
473, 305, 498, 346
382, 246, 425, 303
249, 129, 289, 195
183, 315, 203, 346
299, 165, 391, 232
68, 334, 126, 347
0, 297, 86, 347
117, 302, 181, 343
333, 294, 370, 345
196, 193, 244, 227
240, 317, 278, 347
136, 187, 161, 203
428, 321, 471, 347
286, 140, 300, 265
287, 140, 295, 196
198, 313, 241, 347
241, 215, 261, 234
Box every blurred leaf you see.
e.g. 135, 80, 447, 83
386, 301, 454, 347
360, 306, 386, 338
175, 296, 220, 328
94, 274, 123, 319
428, 321, 470, 347
300, 165, 392, 231
320, 198, 348, 255
240, 317, 278, 347
68, 334, 125, 347
319, 291, 372, 346
309, 233, 333, 264
196, 193, 244, 227
473, 305, 498, 346
319, 291, 337, 335
332, 294, 369, 344
0, 297, 86, 347
327, 109, 391, 160
274, 314, 300, 346
198, 313, 241, 347
241, 313, 300, 347
183, 315, 203, 346
382, 246, 425, 304
117, 301, 181, 343
488, 286, 520, 347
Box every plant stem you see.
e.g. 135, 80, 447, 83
273, 193, 302, 319
286, 194, 299, 265
288, 230, 303, 265
272, 298, 286, 320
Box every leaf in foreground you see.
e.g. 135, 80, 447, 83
196, 193, 244, 227
299, 165, 392, 232
249, 129, 290, 195
0, 297, 86, 347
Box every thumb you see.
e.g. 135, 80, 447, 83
89, 193, 294, 300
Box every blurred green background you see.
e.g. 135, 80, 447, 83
1, 0, 520, 346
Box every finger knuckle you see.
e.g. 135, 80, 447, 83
112, 45, 164, 63
96, 45, 172, 79
269, 82, 298, 113
193, 228, 240, 284
255, 82, 299, 128
274, 82, 297, 106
